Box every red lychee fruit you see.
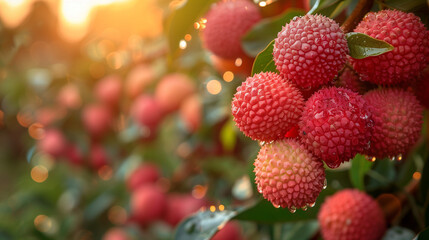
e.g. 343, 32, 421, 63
299, 87, 372, 168
254, 139, 325, 211
349, 10, 429, 85
318, 189, 386, 240
37, 129, 67, 158
130, 185, 167, 226
82, 104, 113, 137
273, 14, 348, 89
163, 194, 208, 227
35, 107, 66, 126
64, 144, 84, 166
95, 75, 122, 107
413, 66, 429, 109
57, 84, 81, 110
363, 88, 423, 159
335, 66, 372, 94
180, 94, 202, 132
232, 72, 304, 141
202, 0, 262, 59
126, 164, 160, 191
155, 73, 195, 114
130, 95, 164, 128
102, 228, 130, 240
89, 144, 109, 170
212, 221, 244, 240
125, 64, 155, 99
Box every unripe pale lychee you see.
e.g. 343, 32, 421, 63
37, 129, 67, 158
363, 88, 423, 159
350, 10, 429, 85
254, 139, 325, 211
318, 189, 386, 240
273, 14, 348, 89
155, 73, 195, 114
95, 75, 122, 107
82, 104, 113, 137
299, 87, 372, 168
131, 185, 167, 226
212, 221, 244, 240
232, 72, 304, 141
130, 95, 164, 128
126, 164, 160, 191
125, 64, 155, 99
203, 0, 262, 59
179, 94, 202, 132
163, 194, 208, 227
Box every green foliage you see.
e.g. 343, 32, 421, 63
346, 32, 394, 59
251, 40, 278, 76
349, 154, 373, 190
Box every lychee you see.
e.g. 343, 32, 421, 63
89, 144, 109, 170
155, 73, 195, 114
179, 94, 202, 132
64, 144, 84, 166
254, 139, 325, 211
130, 185, 167, 226
318, 189, 386, 240
299, 87, 372, 168
126, 164, 160, 191
335, 65, 372, 94
130, 95, 164, 128
57, 84, 81, 110
363, 88, 423, 159
95, 75, 122, 107
273, 14, 348, 89
232, 72, 304, 141
37, 129, 67, 158
103, 228, 130, 240
349, 10, 429, 85
202, 0, 262, 59
413, 66, 429, 109
82, 104, 113, 137
125, 64, 155, 99
163, 194, 207, 227
212, 221, 244, 240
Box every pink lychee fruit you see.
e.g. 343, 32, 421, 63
102, 228, 130, 240
254, 139, 325, 211
126, 164, 160, 192
179, 94, 202, 132
37, 129, 67, 158
163, 194, 208, 227
335, 65, 372, 94
89, 144, 109, 170
318, 189, 386, 240
231, 72, 304, 141
95, 75, 122, 107
349, 10, 429, 85
202, 0, 262, 59
273, 14, 348, 89
299, 87, 372, 168
155, 73, 195, 114
125, 64, 155, 99
212, 221, 244, 240
63, 144, 84, 166
363, 88, 423, 159
130, 95, 164, 128
82, 104, 113, 137
130, 185, 167, 226
57, 84, 81, 110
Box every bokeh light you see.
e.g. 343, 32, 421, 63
31, 165, 49, 183
206, 80, 222, 95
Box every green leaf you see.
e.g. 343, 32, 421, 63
416, 227, 429, 240
166, 0, 216, 56
281, 220, 319, 240
242, 9, 305, 57
346, 32, 394, 59
349, 154, 373, 190
251, 40, 279, 76
174, 210, 239, 240
381, 226, 415, 240
313, 0, 351, 19
382, 0, 427, 11
220, 119, 236, 152
83, 193, 114, 221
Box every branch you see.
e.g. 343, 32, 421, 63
341, 0, 375, 33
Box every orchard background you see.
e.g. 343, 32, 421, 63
0, 0, 428, 239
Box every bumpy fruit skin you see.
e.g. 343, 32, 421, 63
155, 73, 195, 114
299, 87, 372, 168
318, 189, 386, 240
127, 164, 160, 191
232, 72, 304, 141
363, 88, 423, 159
254, 139, 325, 210
335, 66, 372, 94
212, 221, 244, 240
131, 185, 167, 226
203, 0, 261, 59
350, 10, 429, 85
273, 14, 348, 89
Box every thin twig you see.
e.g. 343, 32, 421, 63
341, 0, 375, 33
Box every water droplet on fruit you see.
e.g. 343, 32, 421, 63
308, 202, 316, 208
259, 141, 266, 146
397, 154, 402, 161
302, 205, 308, 211
390, 156, 396, 161
288, 206, 297, 213
272, 203, 280, 208
323, 178, 328, 189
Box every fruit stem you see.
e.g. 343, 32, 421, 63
341, 0, 375, 33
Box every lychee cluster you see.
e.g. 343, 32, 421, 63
230, 9, 427, 217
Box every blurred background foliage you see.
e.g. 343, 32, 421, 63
0, 0, 428, 239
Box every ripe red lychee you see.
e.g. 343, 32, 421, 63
64, 144, 84, 166
35, 107, 66, 126
82, 104, 113, 137
413, 66, 429, 109
212, 221, 244, 240
57, 84, 81, 110
299, 87, 372, 168
125, 64, 155, 99
254, 139, 325, 211
163, 194, 207, 227
103, 228, 130, 240
127, 164, 160, 191
232, 72, 304, 141
318, 189, 386, 240
349, 10, 429, 85
155, 73, 195, 114
95, 75, 122, 107
273, 14, 348, 89
130, 95, 164, 128
131, 185, 167, 226
202, 0, 262, 59
363, 88, 423, 159
37, 129, 67, 158
180, 94, 202, 132
89, 144, 109, 170
335, 66, 372, 94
